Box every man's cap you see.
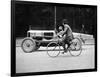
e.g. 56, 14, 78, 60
62, 19, 68, 24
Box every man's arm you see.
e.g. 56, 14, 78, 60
60, 25, 68, 36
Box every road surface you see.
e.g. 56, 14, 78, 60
16, 43, 95, 73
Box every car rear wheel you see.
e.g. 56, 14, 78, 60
21, 37, 36, 53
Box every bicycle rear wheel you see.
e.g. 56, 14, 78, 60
47, 42, 60, 57
69, 37, 82, 56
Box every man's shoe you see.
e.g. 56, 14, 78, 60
62, 49, 68, 54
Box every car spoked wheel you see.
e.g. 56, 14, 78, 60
69, 37, 82, 56
21, 37, 36, 53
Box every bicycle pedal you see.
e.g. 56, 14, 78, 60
62, 52, 65, 54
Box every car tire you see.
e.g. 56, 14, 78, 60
21, 37, 36, 53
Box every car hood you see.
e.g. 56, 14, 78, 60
28, 30, 55, 33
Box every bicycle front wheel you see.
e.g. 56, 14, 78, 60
47, 42, 60, 57
69, 37, 82, 56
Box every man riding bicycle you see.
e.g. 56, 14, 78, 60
56, 19, 74, 54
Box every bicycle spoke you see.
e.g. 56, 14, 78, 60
69, 37, 82, 56
47, 42, 60, 57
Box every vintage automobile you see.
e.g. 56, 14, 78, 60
21, 24, 84, 53
21, 29, 57, 53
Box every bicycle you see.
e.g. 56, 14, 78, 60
46, 35, 82, 57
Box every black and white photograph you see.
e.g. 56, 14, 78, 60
11, 0, 97, 76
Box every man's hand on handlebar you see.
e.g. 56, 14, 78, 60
57, 31, 64, 38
